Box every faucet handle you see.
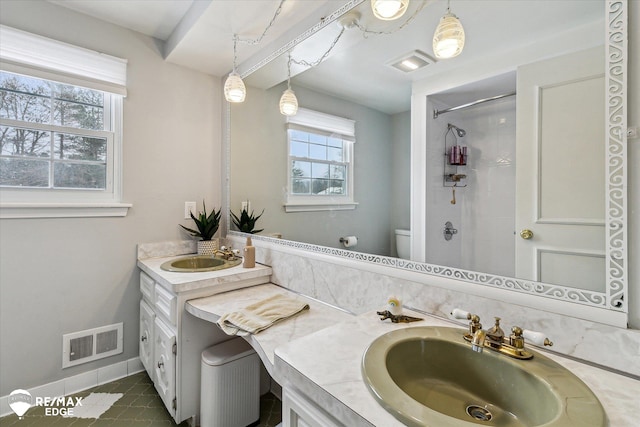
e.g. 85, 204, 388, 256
451, 308, 471, 320
523, 329, 553, 347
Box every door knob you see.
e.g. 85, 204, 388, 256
520, 229, 534, 240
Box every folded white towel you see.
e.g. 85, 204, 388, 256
216, 294, 310, 336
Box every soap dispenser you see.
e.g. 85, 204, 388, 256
243, 236, 255, 268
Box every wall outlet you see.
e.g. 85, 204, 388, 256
184, 201, 196, 219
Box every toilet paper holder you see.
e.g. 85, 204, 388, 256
339, 236, 358, 247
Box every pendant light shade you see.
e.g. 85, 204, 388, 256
224, 72, 246, 103
433, 11, 465, 59
371, 0, 409, 21
279, 88, 298, 116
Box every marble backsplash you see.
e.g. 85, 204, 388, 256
137, 240, 196, 259
225, 235, 640, 378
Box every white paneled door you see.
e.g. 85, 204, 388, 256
515, 46, 606, 292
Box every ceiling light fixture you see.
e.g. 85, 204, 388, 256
224, 35, 246, 103
224, 1, 286, 103
280, 52, 298, 116
371, 0, 409, 21
432, 0, 465, 59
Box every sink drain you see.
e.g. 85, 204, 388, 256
466, 405, 493, 422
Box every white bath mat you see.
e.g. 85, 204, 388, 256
62, 392, 123, 418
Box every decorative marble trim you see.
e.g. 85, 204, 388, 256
229, 231, 609, 309
605, 0, 627, 312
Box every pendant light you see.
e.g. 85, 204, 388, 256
371, 0, 409, 21
224, 35, 246, 103
279, 52, 298, 116
432, 0, 465, 59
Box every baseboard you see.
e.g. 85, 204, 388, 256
0, 357, 144, 418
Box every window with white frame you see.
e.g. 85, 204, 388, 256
0, 25, 129, 218
1, 71, 112, 190
285, 108, 357, 212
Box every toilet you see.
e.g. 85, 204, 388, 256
395, 229, 411, 259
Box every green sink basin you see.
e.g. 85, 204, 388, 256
362, 326, 606, 427
160, 255, 241, 272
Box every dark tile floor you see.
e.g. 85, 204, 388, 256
0, 371, 281, 427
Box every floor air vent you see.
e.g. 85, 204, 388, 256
63, 323, 123, 368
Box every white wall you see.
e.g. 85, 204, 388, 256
0, 1, 221, 395
390, 111, 411, 256
230, 82, 395, 256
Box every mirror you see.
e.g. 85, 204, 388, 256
229, 0, 627, 319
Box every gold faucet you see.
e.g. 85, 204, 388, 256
451, 309, 553, 360
213, 246, 237, 260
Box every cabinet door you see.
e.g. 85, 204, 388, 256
139, 300, 155, 382
154, 317, 176, 418
283, 388, 342, 427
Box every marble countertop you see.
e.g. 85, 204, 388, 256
181, 279, 638, 426
185, 283, 353, 378
275, 309, 640, 427
137, 255, 272, 293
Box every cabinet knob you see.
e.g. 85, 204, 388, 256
157, 361, 164, 369
140, 334, 147, 342
520, 229, 534, 240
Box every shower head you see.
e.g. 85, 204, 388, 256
448, 123, 466, 137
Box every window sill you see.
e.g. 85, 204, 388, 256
0, 202, 132, 219
284, 201, 358, 213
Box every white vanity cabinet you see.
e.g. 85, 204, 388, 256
282, 387, 343, 427
139, 299, 155, 382
137, 262, 272, 424
153, 316, 177, 416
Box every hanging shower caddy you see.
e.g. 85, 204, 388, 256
443, 123, 467, 188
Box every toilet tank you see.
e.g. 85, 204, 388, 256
395, 229, 411, 259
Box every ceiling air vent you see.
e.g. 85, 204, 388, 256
387, 50, 435, 73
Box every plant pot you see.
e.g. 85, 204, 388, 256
197, 239, 218, 256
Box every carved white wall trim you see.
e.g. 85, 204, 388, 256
606, 0, 627, 312
229, 231, 610, 309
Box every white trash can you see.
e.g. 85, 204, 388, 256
201, 337, 260, 427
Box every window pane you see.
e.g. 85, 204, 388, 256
292, 160, 310, 178
327, 137, 342, 148
53, 133, 107, 161
0, 75, 51, 123
289, 130, 308, 142
292, 178, 310, 194
309, 133, 326, 144
290, 141, 308, 157
327, 146, 342, 162
311, 162, 329, 179
53, 82, 103, 106
330, 164, 345, 180
312, 178, 330, 194
53, 162, 106, 189
53, 99, 104, 130
1, 72, 52, 96
328, 180, 345, 195
309, 144, 326, 160
0, 158, 49, 187
1, 126, 50, 157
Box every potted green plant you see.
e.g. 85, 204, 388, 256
230, 208, 264, 234
179, 201, 221, 255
